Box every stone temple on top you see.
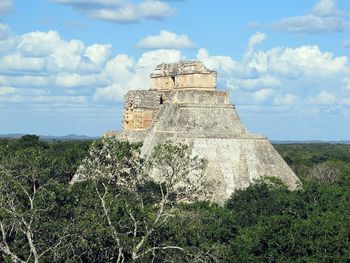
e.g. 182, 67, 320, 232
104, 61, 300, 203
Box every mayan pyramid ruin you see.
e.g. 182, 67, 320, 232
104, 61, 300, 203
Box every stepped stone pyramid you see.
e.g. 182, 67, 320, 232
105, 61, 300, 203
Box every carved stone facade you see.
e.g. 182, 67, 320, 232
122, 90, 170, 131
150, 61, 217, 91
123, 91, 159, 131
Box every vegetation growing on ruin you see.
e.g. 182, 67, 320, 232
1, 136, 350, 262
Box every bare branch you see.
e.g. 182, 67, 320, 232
93, 179, 125, 263
309, 162, 340, 184
0, 221, 26, 263
135, 245, 184, 260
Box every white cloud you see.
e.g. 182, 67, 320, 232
55, 73, 106, 88
52, 0, 175, 23
272, 0, 350, 34
86, 5, 139, 22
96, 49, 183, 101
31, 95, 88, 104
138, 0, 175, 19
228, 76, 281, 91
138, 30, 195, 49
18, 31, 61, 57
264, 45, 348, 75
0, 75, 50, 88
309, 91, 337, 105
197, 48, 237, 73
0, 29, 107, 74
0, 54, 47, 73
1, 27, 350, 138
273, 94, 298, 106
93, 83, 124, 101
0, 24, 10, 40
0, 86, 16, 96
0, 34, 18, 56
85, 44, 112, 65
253, 88, 273, 102
274, 15, 349, 34
136, 49, 183, 68
194, 32, 350, 112
0, 28, 114, 97
2, 28, 349, 107
49, 39, 87, 71
0, 0, 12, 16
311, 0, 342, 17
247, 32, 267, 54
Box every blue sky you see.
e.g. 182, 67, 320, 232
0, 0, 349, 140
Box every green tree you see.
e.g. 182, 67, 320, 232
0, 152, 69, 263
19, 135, 40, 147
72, 139, 206, 262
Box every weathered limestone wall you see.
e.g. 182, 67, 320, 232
146, 90, 247, 136
171, 90, 229, 104
175, 73, 216, 89
123, 108, 153, 130
141, 134, 300, 204
151, 76, 175, 91
123, 90, 162, 131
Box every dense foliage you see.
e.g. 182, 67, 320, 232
0, 136, 349, 262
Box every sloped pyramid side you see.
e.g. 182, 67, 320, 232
140, 90, 300, 203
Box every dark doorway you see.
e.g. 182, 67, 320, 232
171, 76, 175, 84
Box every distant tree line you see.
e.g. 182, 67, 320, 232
0, 136, 349, 262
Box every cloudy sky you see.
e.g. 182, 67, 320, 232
0, 0, 350, 140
